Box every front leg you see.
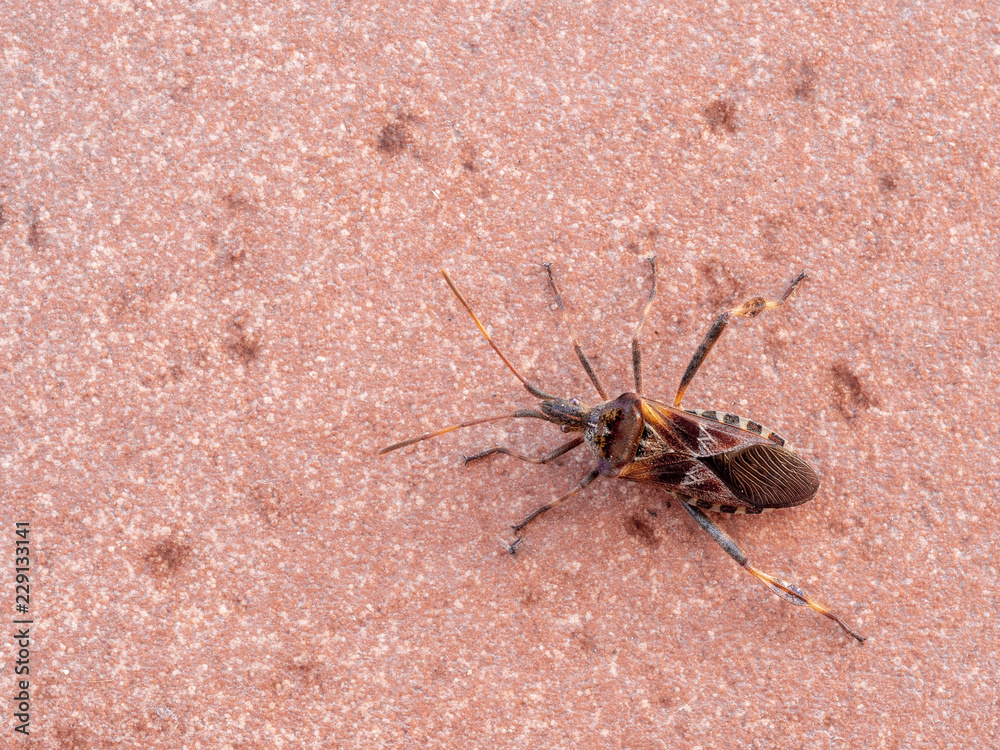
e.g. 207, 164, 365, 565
507, 467, 601, 554
464, 436, 585, 466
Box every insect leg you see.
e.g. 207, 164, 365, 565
464, 435, 585, 465
673, 272, 807, 407
679, 498, 866, 643
631, 256, 657, 395
543, 263, 609, 400
378, 409, 555, 454
508, 467, 601, 553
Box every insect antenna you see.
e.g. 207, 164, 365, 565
442, 269, 558, 400
378, 409, 552, 455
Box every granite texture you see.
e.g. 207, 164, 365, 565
2, 0, 998, 747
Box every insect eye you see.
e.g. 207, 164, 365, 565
570, 398, 581, 406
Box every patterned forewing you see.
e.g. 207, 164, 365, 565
634, 398, 819, 511
701, 443, 819, 508
639, 399, 744, 455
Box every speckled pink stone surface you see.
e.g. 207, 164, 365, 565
2, 0, 998, 747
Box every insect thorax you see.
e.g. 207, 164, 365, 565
584, 393, 645, 477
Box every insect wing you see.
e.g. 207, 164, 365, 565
701, 443, 819, 508
619, 450, 745, 507
638, 398, 759, 456
631, 399, 819, 510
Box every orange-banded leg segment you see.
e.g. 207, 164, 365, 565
464, 435, 585, 466
631, 256, 658, 396
507, 467, 601, 554
679, 498, 865, 643
674, 272, 807, 408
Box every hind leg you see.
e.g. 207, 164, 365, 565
679, 497, 865, 643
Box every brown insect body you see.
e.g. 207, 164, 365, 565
628, 398, 821, 510
533, 386, 820, 511
380, 260, 865, 643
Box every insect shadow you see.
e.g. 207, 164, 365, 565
380, 259, 865, 643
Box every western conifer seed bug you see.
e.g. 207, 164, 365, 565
380, 259, 866, 643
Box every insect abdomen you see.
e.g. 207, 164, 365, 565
684, 409, 788, 448
686, 498, 771, 514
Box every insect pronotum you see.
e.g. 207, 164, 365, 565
380, 259, 866, 643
